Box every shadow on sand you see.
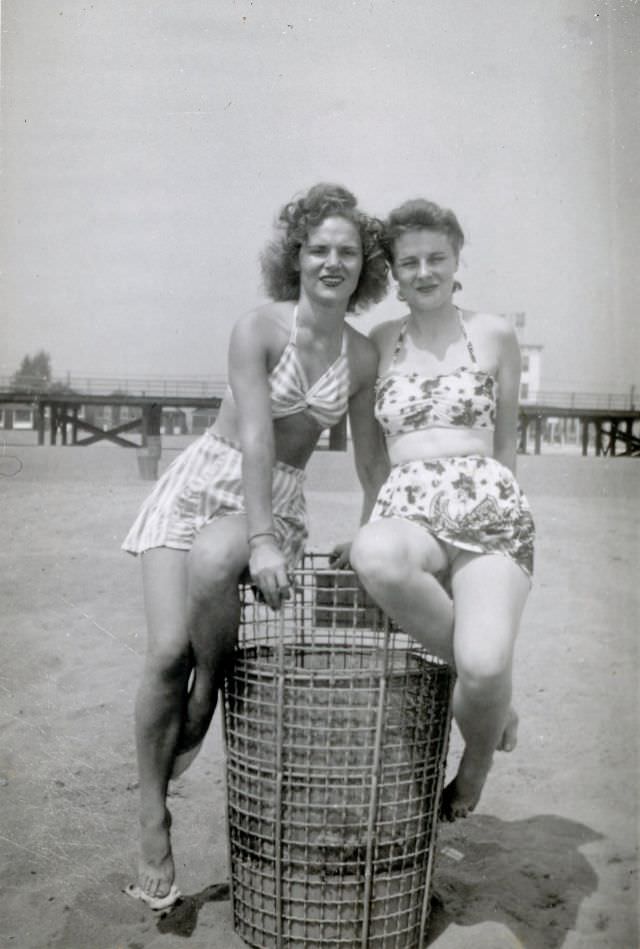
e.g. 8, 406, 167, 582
102, 813, 599, 947
427, 813, 602, 948
155, 813, 600, 948
155, 881, 231, 938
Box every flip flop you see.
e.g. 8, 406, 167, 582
124, 882, 181, 912
170, 740, 204, 779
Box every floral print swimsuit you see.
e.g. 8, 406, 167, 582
371, 313, 535, 577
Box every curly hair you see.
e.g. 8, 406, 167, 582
261, 183, 389, 312
381, 198, 465, 263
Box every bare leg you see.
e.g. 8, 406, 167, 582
351, 518, 455, 663
351, 521, 522, 802
135, 548, 190, 898
497, 706, 519, 752
175, 516, 250, 758
441, 552, 530, 820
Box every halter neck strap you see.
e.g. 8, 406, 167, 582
390, 308, 477, 367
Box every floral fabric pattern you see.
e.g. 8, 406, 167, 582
370, 455, 535, 578
374, 368, 496, 438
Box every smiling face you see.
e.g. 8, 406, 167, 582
392, 228, 459, 312
297, 215, 363, 307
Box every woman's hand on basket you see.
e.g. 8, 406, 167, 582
329, 542, 352, 569
249, 537, 291, 610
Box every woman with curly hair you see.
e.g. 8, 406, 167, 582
122, 183, 390, 908
345, 198, 535, 823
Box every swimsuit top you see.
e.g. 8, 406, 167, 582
227, 306, 350, 429
374, 311, 496, 438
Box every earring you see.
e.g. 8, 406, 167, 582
396, 288, 406, 302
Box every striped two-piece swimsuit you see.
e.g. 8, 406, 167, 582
122, 306, 351, 565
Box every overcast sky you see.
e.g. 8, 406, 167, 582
2, 0, 638, 394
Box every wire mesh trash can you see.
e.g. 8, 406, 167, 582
222, 553, 454, 949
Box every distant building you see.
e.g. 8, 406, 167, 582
161, 408, 188, 435
503, 312, 543, 403
0, 405, 34, 430
84, 404, 187, 434
83, 403, 139, 430
192, 407, 219, 434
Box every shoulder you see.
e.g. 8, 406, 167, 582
461, 309, 520, 378
231, 302, 293, 348
462, 309, 519, 363
369, 317, 406, 355
462, 309, 517, 344
344, 322, 379, 382
228, 303, 294, 374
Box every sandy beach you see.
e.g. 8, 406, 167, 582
1, 437, 638, 949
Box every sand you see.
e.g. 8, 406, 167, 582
1, 436, 638, 949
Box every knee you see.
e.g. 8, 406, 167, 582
351, 528, 407, 593
145, 638, 191, 684
454, 645, 512, 702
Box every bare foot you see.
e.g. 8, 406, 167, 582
496, 707, 519, 752
137, 808, 175, 899
440, 752, 492, 822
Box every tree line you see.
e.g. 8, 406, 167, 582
10, 351, 75, 395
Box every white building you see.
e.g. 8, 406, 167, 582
504, 312, 543, 403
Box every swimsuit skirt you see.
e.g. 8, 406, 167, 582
122, 430, 308, 568
370, 454, 534, 578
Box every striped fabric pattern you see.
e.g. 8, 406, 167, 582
226, 306, 351, 429
121, 432, 308, 567
269, 336, 350, 428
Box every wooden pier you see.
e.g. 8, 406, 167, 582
519, 404, 640, 457
1, 385, 637, 459
0, 388, 349, 458
0, 390, 222, 448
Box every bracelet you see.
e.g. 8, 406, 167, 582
248, 530, 278, 546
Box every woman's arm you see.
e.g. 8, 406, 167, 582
493, 319, 522, 473
330, 334, 390, 567
228, 310, 290, 608
349, 381, 390, 526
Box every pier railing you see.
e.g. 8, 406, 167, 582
0, 374, 228, 399
522, 391, 636, 411
1, 376, 636, 410
1, 378, 637, 457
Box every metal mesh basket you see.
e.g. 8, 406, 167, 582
222, 552, 454, 948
